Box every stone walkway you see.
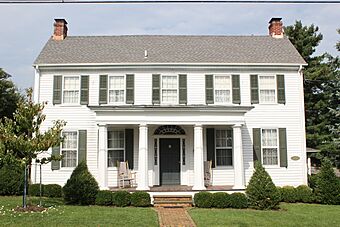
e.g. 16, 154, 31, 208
156, 207, 196, 227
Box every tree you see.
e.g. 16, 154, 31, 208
336, 29, 340, 51
245, 161, 281, 210
0, 88, 65, 207
0, 68, 21, 120
285, 22, 340, 163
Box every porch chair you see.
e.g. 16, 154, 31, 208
204, 160, 212, 187
118, 161, 136, 188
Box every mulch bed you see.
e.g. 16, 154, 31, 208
14, 205, 46, 212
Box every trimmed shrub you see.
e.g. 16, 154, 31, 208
280, 186, 297, 203
0, 162, 25, 196
245, 161, 281, 210
194, 192, 213, 208
28, 184, 43, 197
44, 184, 62, 198
229, 193, 248, 209
211, 192, 230, 208
314, 159, 340, 205
308, 174, 318, 190
63, 161, 99, 205
131, 191, 151, 207
295, 185, 314, 203
112, 191, 131, 207
96, 190, 113, 206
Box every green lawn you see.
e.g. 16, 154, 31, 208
189, 203, 340, 227
0, 196, 158, 227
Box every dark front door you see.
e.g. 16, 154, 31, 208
160, 138, 180, 185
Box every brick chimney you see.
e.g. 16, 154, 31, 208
53, 19, 68, 41
268, 18, 284, 38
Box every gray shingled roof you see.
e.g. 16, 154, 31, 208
34, 35, 306, 65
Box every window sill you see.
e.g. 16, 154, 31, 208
59, 167, 76, 171
55, 104, 83, 107
213, 166, 234, 170
263, 165, 282, 169
108, 167, 119, 171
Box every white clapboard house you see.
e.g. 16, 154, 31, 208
32, 18, 307, 194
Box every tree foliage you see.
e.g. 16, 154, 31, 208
0, 68, 21, 120
285, 21, 340, 164
0, 88, 65, 166
245, 161, 281, 210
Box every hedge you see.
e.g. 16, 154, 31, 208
194, 192, 213, 208
212, 192, 230, 208
229, 193, 248, 209
112, 191, 131, 207
131, 191, 151, 207
96, 190, 113, 206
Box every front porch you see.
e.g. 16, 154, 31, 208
92, 105, 253, 192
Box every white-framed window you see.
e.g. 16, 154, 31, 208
214, 75, 232, 103
63, 76, 80, 104
108, 75, 125, 103
161, 75, 178, 104
61, 131, 78, 167
261, 129, 279, 165
259, 76, 276, 104
107, 130, 125, 167
215, 129, 233, 166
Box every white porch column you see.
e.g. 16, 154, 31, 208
98, 124, 108, 189
233, 124, 245, 189
193, 124, 206, 190
137, 124, 150, 190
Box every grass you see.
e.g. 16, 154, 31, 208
189, 203, 340, 227
0, 196, 158, 227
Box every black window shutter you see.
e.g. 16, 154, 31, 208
99, 75, 108, 104
279, 128, 288, 167
250, 75, 259, 104
253, 128, 261, 163
51, 141, 61, 170
80, 75, 89, 105
78, 130, 87, 163
179, 74, 187, 104
126, 74, 134, 104
53, 75, 62, 105
232, 74, 241, 104
152, 74, 160, 104
205, 75, 214, 104
125, 129, 134, 169
206, 128, 215, 168
277, 75, 286, 104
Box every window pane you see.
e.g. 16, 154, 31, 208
108, 130, 124, 149
259, 76, 276, 103
64, 77, 79, 90
263, 148, 278, 165
216, 149, 232, 166
162, 90, 177, 103
262, 129, 277, 146
259, 76, 275, 89
61, 150, 77, 167
215, 90, 231, 103
62, 132, 77, 149
108, 150, 124, 167
109, 76, 124, 89
109, 90, 124, 103
215, 76, 230, 89
162, 76, 177, 89
260, 90, 276, 103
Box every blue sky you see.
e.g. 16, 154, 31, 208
0, 3, 339, 90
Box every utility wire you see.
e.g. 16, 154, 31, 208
0, 0, 340, 4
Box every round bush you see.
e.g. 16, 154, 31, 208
229, 193, 248, 209
131, 191, 151, 207
96, 190, 113, 206
63, 161, 99, 205
194, 192, 213, 208
0, 162, 24, 196
44, 184, 62, 198
211, 192, 230, 208
246, 161, 281, 210
295, 185, 314, 203
29, 184, 43, 197
112, 191, 131, 207
280, 186, 297, 203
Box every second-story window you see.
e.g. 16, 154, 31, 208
259, 76, 276, 104
214, 75, 231, 103
63, 76, 80, 104
161, 75, 178, 104
109, 76, 125, 103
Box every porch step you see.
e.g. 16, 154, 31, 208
153, 195, 193, 207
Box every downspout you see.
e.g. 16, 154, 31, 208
33, 65, 40, 103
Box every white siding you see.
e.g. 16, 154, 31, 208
33, 67, 307, 188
